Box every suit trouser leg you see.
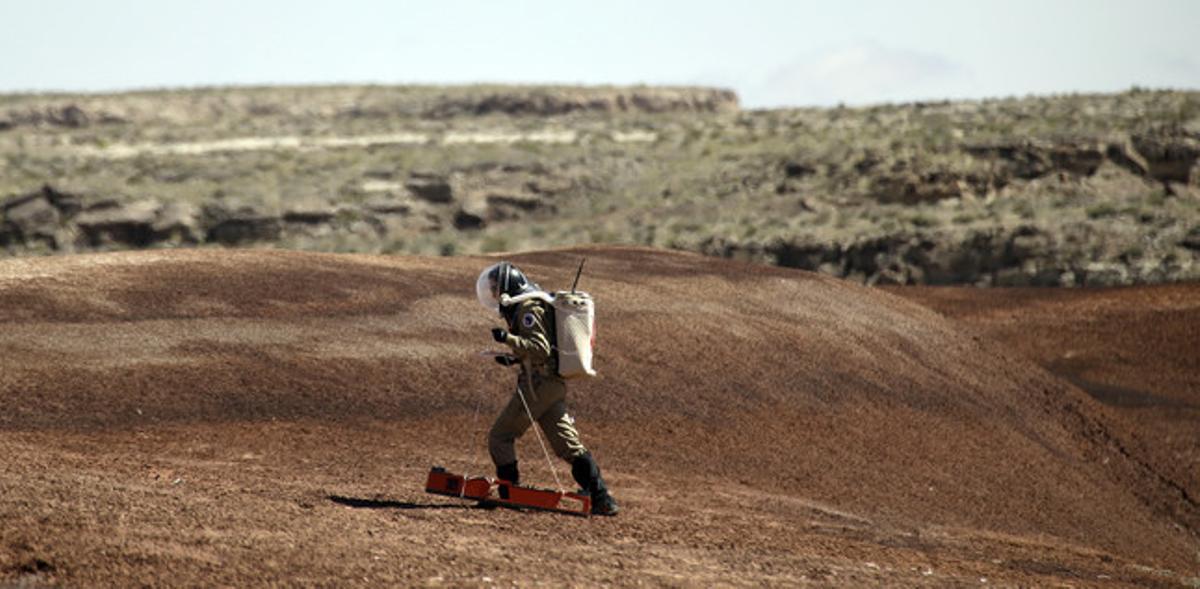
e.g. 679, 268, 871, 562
537, 399, 588, 462
488, 376, 587, 468
488, 391, 531, 468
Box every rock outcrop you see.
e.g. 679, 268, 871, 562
2, 192, 62, 246
405, 174, 454, 204
963, 141, 1106, 181
2, 87, 1197, 286
202, 203, 283, 245
1130, 126, 1200, 184
0, 185, 83, 248
700, 222, 1199, 287
0, 187, 201, 251
426, 87, 739, 118
74, 200, 162, 247
869, 168, 993, 204
0, 103, 125, 131
1, 163, 577, 253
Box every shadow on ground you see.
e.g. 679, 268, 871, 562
327, 495, 476, 511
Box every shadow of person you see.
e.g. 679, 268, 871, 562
327, 494, 483, 510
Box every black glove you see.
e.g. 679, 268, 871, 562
491, 328, 508, 343
494, 355, 517, 367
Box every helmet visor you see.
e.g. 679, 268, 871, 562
476, 263, 501, 312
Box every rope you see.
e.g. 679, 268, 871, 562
518, 366, 565, 493
459, 382, 486, 499
464, 352, 565, 495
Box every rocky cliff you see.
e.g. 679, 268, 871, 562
1, 85, 1197, 286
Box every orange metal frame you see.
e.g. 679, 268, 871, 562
425, 466, 591, 517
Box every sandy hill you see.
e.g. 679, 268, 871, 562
889, 284, 1200, 537
1, 247, 1196, 586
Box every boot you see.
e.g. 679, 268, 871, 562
495, 461, 520, 501
496, 461, 520, 486
571, 453, 619, 516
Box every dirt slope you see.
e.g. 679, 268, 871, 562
889, 285, 1200, 530
1, 247, 1197, 587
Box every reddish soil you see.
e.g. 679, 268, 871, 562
1, 247, 1197, 587
888, 285, 1200, 536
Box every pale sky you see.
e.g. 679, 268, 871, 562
2, 0, 1198, 108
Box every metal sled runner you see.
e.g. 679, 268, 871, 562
425, 466, 591, 517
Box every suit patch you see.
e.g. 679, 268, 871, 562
522, 313, 535, 328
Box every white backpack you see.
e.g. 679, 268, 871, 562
549, 291, 597, 379
502, 290, 597, 379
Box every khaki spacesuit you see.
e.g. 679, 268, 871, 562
477, 262, 618, 516
488, 298, 588, 466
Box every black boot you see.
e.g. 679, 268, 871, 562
571, 453, 619, 516
495, 461, 520, 501
496, 461, 520, 486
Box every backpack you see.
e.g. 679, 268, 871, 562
503, 290, 597, 379
548, 291, 597, 379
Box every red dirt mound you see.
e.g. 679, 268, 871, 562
1, 247, 1196, 586
889, 285, 1200, 532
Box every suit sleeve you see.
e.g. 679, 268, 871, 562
504, 304, 552, 363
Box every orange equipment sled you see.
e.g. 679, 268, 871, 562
425, 466, 591, 517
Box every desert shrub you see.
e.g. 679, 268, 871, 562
1121, 245, 1144, 260
480, 234, 510, 253
588, 228, 621, 243
4, 85, 1199, 286
380, 238, 407, 254
1087, 203, 1119, 219
910, 213, 940, 228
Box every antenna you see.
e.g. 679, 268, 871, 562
570, 258, 586, 293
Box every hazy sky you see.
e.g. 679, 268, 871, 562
3, 0, 1198, 108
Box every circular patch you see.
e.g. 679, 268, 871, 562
522, 313, 535, 328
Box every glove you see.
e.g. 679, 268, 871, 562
494, 355, 518, 367
491, 328, 508, 343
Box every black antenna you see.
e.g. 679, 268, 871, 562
570, 258, 586, 293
